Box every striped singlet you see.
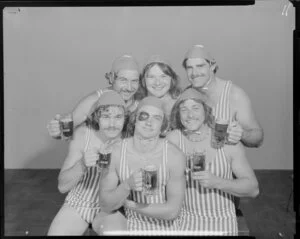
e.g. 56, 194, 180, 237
64, 126, 102, 224
119, 139, 178, 235
178, 80, 237, 236
210, 80, 233, 123
177, 130, 238, 236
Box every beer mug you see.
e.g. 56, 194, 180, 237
97, 153, 111, 169
191, 150, 206, 173
211, 118, 229, 148
142, 165, 158, 195
59, 113, 74, 140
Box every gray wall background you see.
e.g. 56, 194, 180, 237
4, 1, 294, 169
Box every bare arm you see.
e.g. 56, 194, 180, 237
57, 126, 87, 193
71, 91, 101, 127
214, 143, 259, 198
99, 145, 131, 213
124, 145, 186, 220
231, 86, 264, 148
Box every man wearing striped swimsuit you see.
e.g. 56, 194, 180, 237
182, 44, 264, 148
48, 91, 126, 235
182, 44, 264, 223
99, 96, 186, 235
167, 88, 259, 235
47, 54, 141, 139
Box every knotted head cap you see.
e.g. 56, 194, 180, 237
183, 44, 215, 64
111, 54, 140, 74
136, 96, 164, 113
88, 90, 126, 116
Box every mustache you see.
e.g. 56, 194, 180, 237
191, 74, 205, 79
103, 127, 121, 131
121, 90, 135, 93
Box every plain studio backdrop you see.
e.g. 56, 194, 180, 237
3, 0, 294, 169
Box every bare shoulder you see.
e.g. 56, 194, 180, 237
166, 140, 186, 166
229, 83, 250, 102
70, 125, 88, 147
166, 130, 180, 148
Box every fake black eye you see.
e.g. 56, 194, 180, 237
138, 111, 150, 121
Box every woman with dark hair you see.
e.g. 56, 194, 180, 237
48, 90, 127, 235
139, 55, 181, 131
166, 88, 259, 236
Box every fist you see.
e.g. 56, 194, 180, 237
226, 121, 243, 145
83, 147, 100, 167
125, 169, 143, 191
47, 114, 61, 138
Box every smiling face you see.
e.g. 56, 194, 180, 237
185, 58, 214, 88
112, 69, 140, 101
134, 105, 164, 139
144, 64, 172, 98
179, 99, 205, 131
98, 106, 125, 138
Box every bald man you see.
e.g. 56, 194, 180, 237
183, 45, 263, 148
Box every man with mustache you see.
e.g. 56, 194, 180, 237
48, 90, 126, 235
183, 45, 263, 148
98, 96, 186, 235
47, 54, 141, 139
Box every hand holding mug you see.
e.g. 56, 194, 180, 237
124, 169, 143, 191
47, 114, 61, 138
84, 147, 100, 167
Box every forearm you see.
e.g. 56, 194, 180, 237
58, 160, 86, 193
241, 127, 264, 148
125, 200, 181, 220
214, 177, 259, 198
99, 182, 131, 213
71, 92, 99, 127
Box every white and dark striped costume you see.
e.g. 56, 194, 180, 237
178, 80, 238, 236
64, 126, 102, 224
118, 139, 178, 235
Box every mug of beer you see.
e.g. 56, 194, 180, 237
59, 113, 74, 140
97, 153, 112, 169
211, 118, 229, 148
191, 150, 206, 173
143, 165, 158, 195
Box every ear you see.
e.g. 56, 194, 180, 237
109, 72, 115, 85
209, 62, 216, 73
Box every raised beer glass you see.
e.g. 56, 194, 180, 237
143, 165, 158, 195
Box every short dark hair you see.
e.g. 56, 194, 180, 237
169, 98, 210, 131
182, 58, 219, 74
140, 62, 181, 99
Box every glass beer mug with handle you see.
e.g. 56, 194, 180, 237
59, 113, 74, 141
142, 164, 159, 196
211, 118, 229, 148
191, 149, 206, 173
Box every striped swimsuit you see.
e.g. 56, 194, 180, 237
178, 80, 237, 235
119, 139, 178, 235
177, 130, 238, 236
64, 126, 102, 224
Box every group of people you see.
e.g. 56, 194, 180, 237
46, 44, 263, 236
